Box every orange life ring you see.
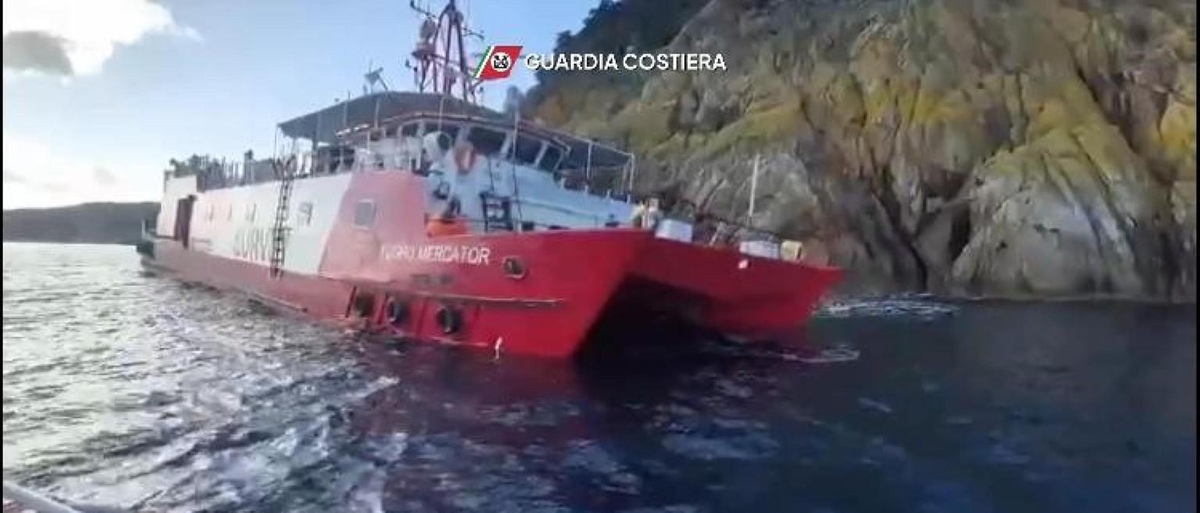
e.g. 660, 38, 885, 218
453, 144, 476, 175
426, 216, 468, 238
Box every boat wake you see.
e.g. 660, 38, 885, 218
815, 296, 959, 321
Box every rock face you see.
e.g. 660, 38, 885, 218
528, 0, 1196, 300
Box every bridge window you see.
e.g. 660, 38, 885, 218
246, 203, 257, 222
538, 146, 562, 172
513, 136, 542, 166
467, 126, 506, 156
399, 123, 417, 137
353, 200, 376, 227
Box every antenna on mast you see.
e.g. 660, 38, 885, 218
364, 60, 388, 93
409, 0, 485, 103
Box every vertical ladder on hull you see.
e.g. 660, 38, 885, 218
269, 157, 296, 278
480, 191, 514, 232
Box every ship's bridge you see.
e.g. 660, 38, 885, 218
172, 91, 642, 234
274, 91, 636, 198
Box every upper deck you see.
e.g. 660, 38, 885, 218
174, 91, 636, 201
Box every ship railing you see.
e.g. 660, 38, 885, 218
509, 196, 612, 226
442, 215, 612, 233
186, 146, 639, 206
652, 209, 814, 261
283, 146, 423, 178
284, 143, 640, 203
445, 210, 801, 261
187, 149, 401, 189
189, 158, 282, 191
287, 146, 637, 203
553, 165, 633, 202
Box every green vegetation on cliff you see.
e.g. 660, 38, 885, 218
524, 0, 709, 130
526, 0, 1197, 301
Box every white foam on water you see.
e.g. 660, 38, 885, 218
816, 296, 960, 320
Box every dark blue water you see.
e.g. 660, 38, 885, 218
3, 243, 1195, 513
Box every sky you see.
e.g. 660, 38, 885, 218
2, 0, 599, 209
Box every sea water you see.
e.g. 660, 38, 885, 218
3, 242, 1195, 513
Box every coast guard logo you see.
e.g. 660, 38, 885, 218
474, 45, 522, 81
491, 52, 512, 73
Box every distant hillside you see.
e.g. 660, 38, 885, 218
3, 202, 159, 246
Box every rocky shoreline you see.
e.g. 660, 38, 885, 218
525, 0, 1196, 302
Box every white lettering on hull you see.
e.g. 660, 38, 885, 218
233, 226, 274, 263
381, 244, 491, 266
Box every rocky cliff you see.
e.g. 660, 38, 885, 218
526, 0, 1196, 301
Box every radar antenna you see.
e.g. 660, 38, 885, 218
363, 60, 389, 93
407, 0, 485, 103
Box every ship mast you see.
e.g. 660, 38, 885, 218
408, 0, 484, 104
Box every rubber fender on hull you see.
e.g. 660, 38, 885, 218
434, 304, 463, 335
385, 295, 410, 327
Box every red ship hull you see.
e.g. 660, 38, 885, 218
146, 227, 840, 358
145, 158, 840, 358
